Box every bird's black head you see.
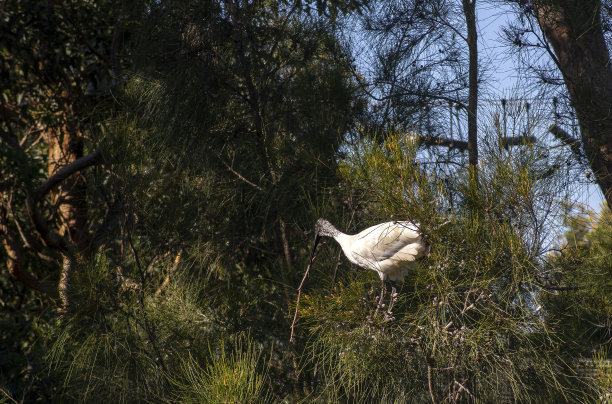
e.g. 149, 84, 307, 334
315, 218, 340, 238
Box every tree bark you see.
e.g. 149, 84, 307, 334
58, 254, 73, 313
533, 0, 612, 207
462, 0, 479, 175
45, 122, 90, 253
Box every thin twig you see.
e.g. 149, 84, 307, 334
428, 340, 437, 404
214, 151, 264, 192
0, 387, 19, 404
290, 251, 318, 345
454, 380, 475, 399
124, 207, 167, 372
6, 194, 55, 262
537, 281, 582, 291
428, 362, 437, 404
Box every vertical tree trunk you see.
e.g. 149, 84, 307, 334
58, 254, 73, 314
46, 123, 89, 252
462, 0, 479, 178
533, 0, 612, 207
45, 108, 90, 311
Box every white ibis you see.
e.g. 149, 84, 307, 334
311, 218, 427, 319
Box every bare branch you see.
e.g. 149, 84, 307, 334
502, 135, 537, 148
418, 135, 469, 151
155, 250, 182, 296
549, 124, 584, 161
33, 149, 102, 202
417, 134, 536, 152
539, 284, 582, 291
214, 151, 264, 192
290, 239, 319, 345
6, 195, 55, 262
25, 195, 70, 250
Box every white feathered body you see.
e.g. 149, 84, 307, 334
333, 221, 426, 282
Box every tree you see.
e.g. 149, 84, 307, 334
10, 0, 366, 400
2, 0, 611, 401
0, 0, 133, 311
298, 127, 578, 402
508, 0, 612, 207
0, 0, 136, 398
462, 0, 478, 172
353, 1, 473, 148
540, 206, 612, 399
351, 0, 538, 187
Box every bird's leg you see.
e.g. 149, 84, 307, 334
373, 277, 386, 319
384, 281, 398, 321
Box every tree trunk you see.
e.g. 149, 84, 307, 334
58, 254, 73, 313
462, 0, 478, 175
45, 121, 90, 253
533, 0, 612, 207
45, 111, 90, 311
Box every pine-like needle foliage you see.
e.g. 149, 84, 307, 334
171, 333, 271, 403
298, 131, 581, 402
40, 0, 365, 401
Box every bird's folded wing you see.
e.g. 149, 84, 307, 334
354, 222, 423, 261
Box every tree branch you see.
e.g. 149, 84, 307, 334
539, 284, 582, 291
6, 195, 56, 262
214, 151, 264, 192
418, 135, 468, 151
2, 125, 100, 252
33, 149, 102, 202
0, 205, 57, 297
549, 124, 584, 161
25, 194, 69, 250
502, 135, 537, 148
417, 134, 536, 151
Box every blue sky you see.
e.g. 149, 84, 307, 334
476, 2, 605, 213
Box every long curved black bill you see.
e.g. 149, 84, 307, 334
307, 233, 321, 272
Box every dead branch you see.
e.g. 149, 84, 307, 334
549, 124, 584, 161
6, 195, 56, 262
214, 151, 264, 192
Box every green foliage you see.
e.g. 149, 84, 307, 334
298, 130, 580, 402
541, 205, 612, 388
44, 251, 254, 402
108, 0, 366, 351
0, 288, 57, 402
172, 334, 271, 403
32, 0, 366, 401
2, 0, 611, 402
